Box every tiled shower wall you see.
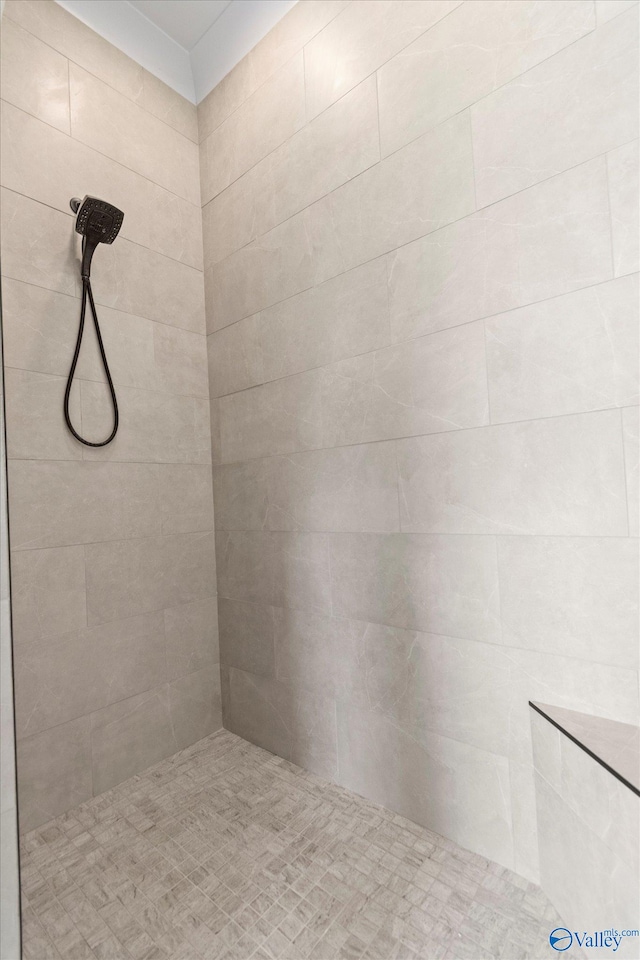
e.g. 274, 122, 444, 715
0, 0, 220, 832
202, 0, 639, 881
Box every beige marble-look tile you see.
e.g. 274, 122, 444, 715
197, 1, 349, 139
388, 157, 613, 342
87, 235, 205, 336
226, 667, 337, 779
14, 611, 168, 739
397, 409, 629, 536
200, 54, 305, 204
336, 702, 514, 869
321, 322, 489, 447
207, 258, 390, 398
304, 0, 462, 120
498, 536, 639, 666
213, 443, 399, 533
90, 686, 178, 795
608, 139, 639, 277
0, 18, 70, 132
207, 111, 474, 328
218, 598, 275, 678
534, 772, 638, 939
272, 610, 637, 765
219, 369, 323, 463
137, 68, 198, 142
17, 717, 92, 832
79, 382, 210, 464
596, 0, 639, 24
3, 0, 144, 102
622, 406, 639, 536
378, 0, 595, 157
165, 597, 219, 680
69, 64, 199, 205
306, 110, 475, 287
156, 463, 214, 535
329, 533, 501, 641
485, 275, 639, 422
471, 8, 638, 206
0, 101, 204, 271
152, 325, 209, 398
3, 368, 82, 461
0, 189, 78, 298
85, 532, 215, 625
202, 75, 380, 265
215, 531, 331, 615
168, 667, 222, 750
7, 460, 160, 549
10, 545, 86, 646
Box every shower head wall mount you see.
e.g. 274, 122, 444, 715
70, 196, 124, 280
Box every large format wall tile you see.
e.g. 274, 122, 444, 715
10, 545, 86, 646
0, 18, 70, 133
16, 717, 92, 832
329, 533, 501, 641
304, 0, 462, 120
0, 190, 78, 298
197, 0, 349, 140
216, 531, 331, 614
497, 536, 639, 666
396, 410, 629, 536
213, 443, 399, 533
320, 322, 489, 447
336, 702, 514, 868
7, 460, 160, 549
200, 54, 305, 203
225, 667, 337, 779
608, 139, 639, 277
4, 369, 81, 462
85, 533, 215, 624
471, 9, 638, 206
378, 0, 595, 157
0, 102, 203, 270
164, 597, 219, 680
69, 65, 199, 205
14, 612, 167, 739
485, 276, 639, 422
217, 598, 275, 678
596, 0, 638, 24
168, 667, 221, 750
207, 111, 474, 328
90, 687, 178, 794
207, 258, 390, 388
3, 0, 144, 102
156, 463, 214, 535
623, 406, 639, 536
202, 76, 380, 265
219, 369, 323, 462
388, 158, 612, 341
80, 383, 210, 464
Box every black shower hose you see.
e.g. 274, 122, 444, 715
63, 276, 119, 446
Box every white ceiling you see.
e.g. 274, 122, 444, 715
55, 0, 297, 104
128, 0, 232, 51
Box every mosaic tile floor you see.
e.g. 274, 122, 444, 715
20, 730, 578, 960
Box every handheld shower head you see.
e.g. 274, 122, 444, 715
69, 196, 124, 279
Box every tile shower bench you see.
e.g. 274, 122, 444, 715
530, 701, 639, 959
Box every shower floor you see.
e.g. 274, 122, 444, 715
20, 730, 575, 960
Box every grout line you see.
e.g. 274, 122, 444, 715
0, 178, 204, 273
216, 600, 637, 678
199, 1, 605, 214
618, 407, 633, 537
203, 142, 638, 334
